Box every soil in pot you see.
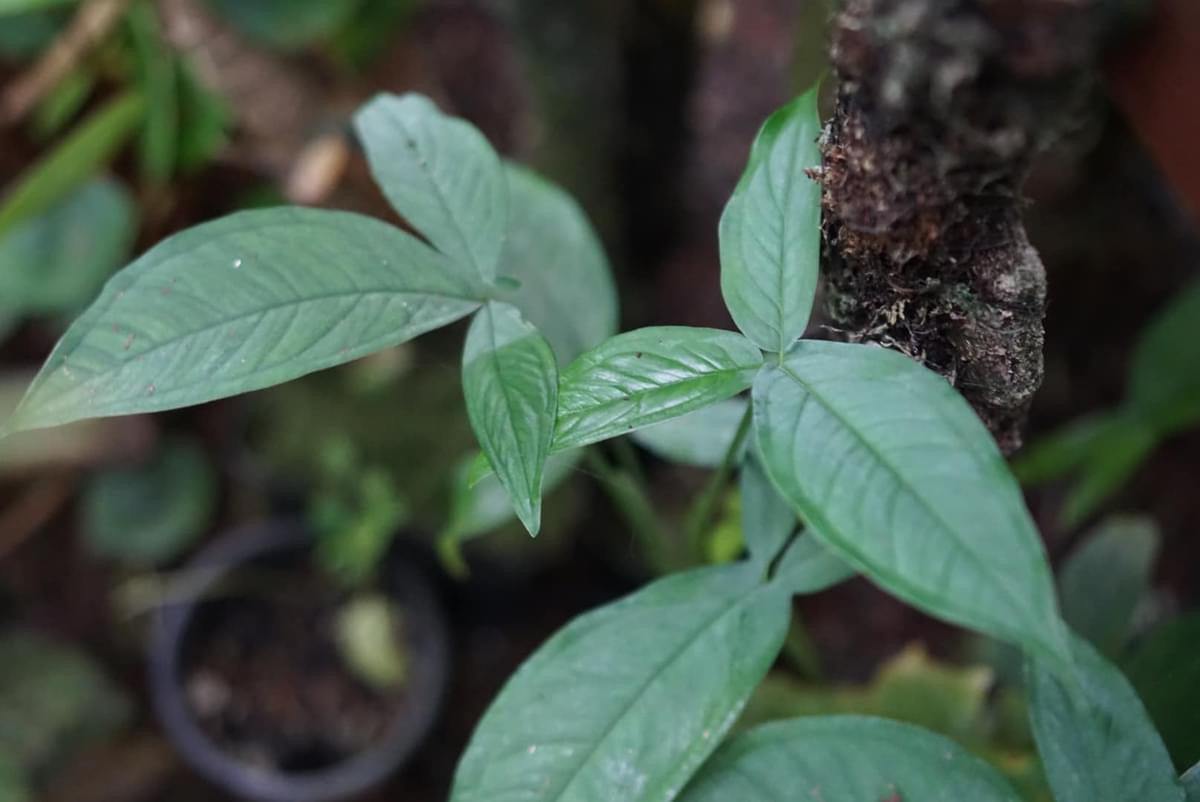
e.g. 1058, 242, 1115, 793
179, 554, 418, 774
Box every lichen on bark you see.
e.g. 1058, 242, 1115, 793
820, 0, 1107, 452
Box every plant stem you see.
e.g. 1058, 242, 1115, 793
684, 404, 753, 562
584, 447, 669, 571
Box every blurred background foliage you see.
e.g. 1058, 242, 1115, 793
0, 0, 1197, 800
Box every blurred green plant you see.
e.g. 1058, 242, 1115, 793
0, 630, 131, 795
81, 437, 217, 566
1016, 279, 1200, 528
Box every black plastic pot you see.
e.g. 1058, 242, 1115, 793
148, 519, 449, 802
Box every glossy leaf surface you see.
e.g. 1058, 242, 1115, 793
355, 93, 507, 283
498, 164, 617, 364
451, 562, 791, 802
462, 302, 558, 535
554, 327, 762, 451
3, 208, 481, 434
719, 90, 821, 354
680, 716, 1021, 802
753, 340, 1066, 663
1027, 633, 1185, 802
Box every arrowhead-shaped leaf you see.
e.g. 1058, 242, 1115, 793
553, 327, 763, 451
753, 340, 1067, 664
498, 164, 618, 364
719, 89, 821, 354
1027, 633, 1186, 802
679, 716, 1023, 802
462, 301, 558, 536
3, 208, 481, 434
450, 562, 791, 802
355, 93, 508, 283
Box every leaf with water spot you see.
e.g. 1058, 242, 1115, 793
355, 93, 508, 284
462, 301, 558, 536
450, 561, 791, 802
2, 207, 482, 434
678, 716, 1023, 802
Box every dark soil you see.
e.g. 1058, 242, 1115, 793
180, 560, 407, 773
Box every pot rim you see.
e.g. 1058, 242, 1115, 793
148, 518, 450, 802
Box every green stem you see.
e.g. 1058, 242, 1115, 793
684, 404, 753, 561
584, 447, 669, 571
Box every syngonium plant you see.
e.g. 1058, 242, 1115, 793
2, 87, 1195, 801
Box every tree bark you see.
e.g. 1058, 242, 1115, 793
820, 0, 1109, 452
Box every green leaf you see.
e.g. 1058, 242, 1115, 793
3, 207, 482, 435
1129, 279, 1200, 432
1058, 515, 1159, 656
128, 2, 178, 182
753, 341, 1067, 664
174, 59, 230, 173
740, 456, 794, 565
204, 0, 365, 49
442, 450, 580, 547
498, 163, 618, 364
1027, 632, 1185, 802
462, 301, 558, 536
553, 327, 763, 451
82, 437, 216, 566
355, 93, 507, 284
1183, 763, 1200, 802
450, 562, 791, 802
1124, 613, 1200, 771
0, 178, 137, 317
0, 0, 76, 16
719, 89, 821, 354
31, 67, 95, 140
631, 398, 749, 467
1013, 411, 1130, 486
772, 532, 855, 595
0, 91, 144, 237
0, 754, 30, 802
0, 9, 62, 60
1058, 417, 1158, 528
679, 716, 1022, 802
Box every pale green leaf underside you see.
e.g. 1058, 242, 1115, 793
4, 207, 481, 434
679, 716, 1022, 802
631, 398, 749, 467
773, 532, 855, 595
740, 456, 795, 566
719, 90, 821, 354
553, 327, 763, 452
1027, 633, 1186, 802
499, 164, 617, 364
451, 562, 791, 802
753, 340, 1067, 664
355, 93, 507, 283
462, 301, 558, 536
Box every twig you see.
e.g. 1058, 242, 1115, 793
0, 0, 137, 126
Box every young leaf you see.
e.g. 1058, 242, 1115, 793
450, 562, 791, 802
679, 716, 1022, 802
1058, 515, 1159, 656
498, 164, 618, 364
0, 91, 144, 237
355, 93, 507, 283
719, 89, 821, 354
1027, 633, 1186, 802
1129, 279, 1200, 432
740, 456, 795, 565
772, 532, 855, 595
753, 341, 1067, 664
553, 327, 763, 451
3, 208, 482, 435
631, 398, 749, 467
462, 301, 558, 536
